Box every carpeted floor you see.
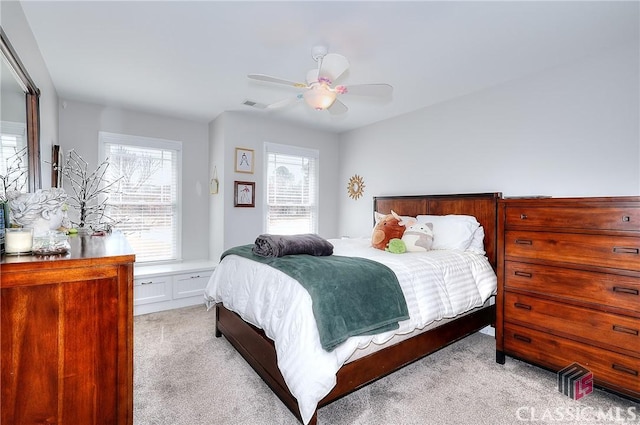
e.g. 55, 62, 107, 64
134, 305, 639, 425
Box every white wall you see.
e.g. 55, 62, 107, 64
338, 44, 640, 238
1, 1, 58, 188
58, 99, 210, 261
208, 113, 226, 262
208, 111, 340, 260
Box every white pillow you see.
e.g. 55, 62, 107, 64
467, 226, 486, 255
415, 214, 480, 251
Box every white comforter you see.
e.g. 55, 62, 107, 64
204, 238, 497, 424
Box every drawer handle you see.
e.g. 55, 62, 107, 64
520, 214, 528, 220
140, 281, 153, 285
622, 215, 631, 222
612, 325, 639, 336
514, 271, 533, 278
514, 302, 532, 310
613, 247, 639, 255
612, 364, 639, 377
613, 286, 639, 296
190, 275, 201, 279
513, 334, 531, 343
515, 239, 533, 245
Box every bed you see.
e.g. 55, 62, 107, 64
207, 192, 501, 424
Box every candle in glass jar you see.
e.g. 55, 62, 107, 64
5, 228, 33, 254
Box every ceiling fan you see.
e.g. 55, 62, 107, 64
247, 46, 393, 115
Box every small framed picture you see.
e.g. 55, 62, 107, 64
234, 181, 255, 207
235, 147, 254, 174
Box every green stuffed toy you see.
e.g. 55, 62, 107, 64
385, 238, 406, 254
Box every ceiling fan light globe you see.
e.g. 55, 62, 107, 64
303, 85, 337, 110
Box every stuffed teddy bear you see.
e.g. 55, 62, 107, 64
402, 222, 434, 252
385, 238, 407, 254
371, 210, 413, 250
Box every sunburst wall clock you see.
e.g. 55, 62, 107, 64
347, 174, 365, 200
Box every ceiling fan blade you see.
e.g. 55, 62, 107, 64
319, 53, 349, 83
340, 83, 393, 97
328, 98, 348, 115
248, 74, 307, 88
305, 69, 319, 85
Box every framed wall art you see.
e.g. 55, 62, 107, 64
234, 181, 255, 207
235, 147, 254, 174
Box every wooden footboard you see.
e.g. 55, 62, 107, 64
216, 302, 495, 424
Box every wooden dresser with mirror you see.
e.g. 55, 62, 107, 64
1, 232, 134, 425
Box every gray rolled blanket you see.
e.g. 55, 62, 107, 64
252, 233, 334, 257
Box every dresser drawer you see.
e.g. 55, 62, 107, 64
505, 206, 640, 233
504, 323, 640, 396
504, 292, 639, 354
505, 261, 640, 313
505, 230, 640, 271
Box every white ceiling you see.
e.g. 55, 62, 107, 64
19, 1, 639, 134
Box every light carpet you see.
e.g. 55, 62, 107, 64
134, 305, 639, 425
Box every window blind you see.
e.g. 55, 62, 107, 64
100, 132, 181, 263
265, 143, 319, 235
0, 121, 28, 192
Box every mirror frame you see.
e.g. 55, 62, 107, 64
1, 27, 41, 192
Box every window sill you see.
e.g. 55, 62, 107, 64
134, 259, 217, 278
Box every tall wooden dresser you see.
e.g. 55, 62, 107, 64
496, 196, 639, 400
1, 232, 135, 425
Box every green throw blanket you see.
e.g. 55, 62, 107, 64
222, 245, 409, 351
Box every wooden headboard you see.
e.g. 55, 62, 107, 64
373, 192, 502, 270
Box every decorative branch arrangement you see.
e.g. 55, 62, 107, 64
60, 149, 122, 232
0, 146, 28, 202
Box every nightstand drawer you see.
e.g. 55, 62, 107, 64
505, 230, 640, 271
505, 206, 640, 233
505, 261, 640, 313
504, 324, 640, 396
505, 292, 639, 354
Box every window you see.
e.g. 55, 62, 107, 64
100, 132, 181, 263
0, 121, 28, 193
264, 142, 319, 234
